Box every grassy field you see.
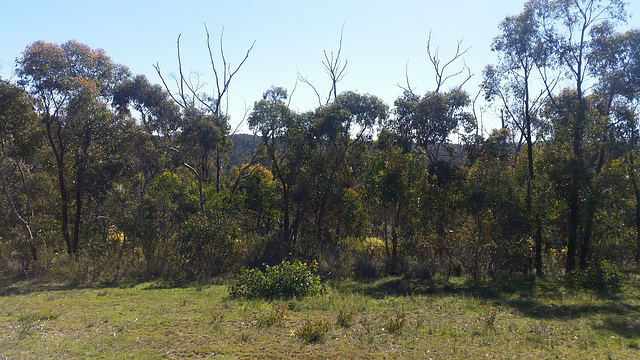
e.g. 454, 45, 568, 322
1, 275, 639, 359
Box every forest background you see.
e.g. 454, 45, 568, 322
1, 0, 640, 286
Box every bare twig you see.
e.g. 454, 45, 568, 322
427, 31, 472, 92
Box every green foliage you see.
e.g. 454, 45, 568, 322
177, 212, 238, 278
294, 317, 331, 343
229, 260, 323, 299
565, 260, 624, 292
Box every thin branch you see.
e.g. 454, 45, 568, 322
287, 77, 299, 108
427, 31, 472, 92
397, 60, 415, 94
297, 69, 323, 107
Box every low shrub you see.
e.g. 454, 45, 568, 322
565, 260, 624, 293
229, 260, 323, 299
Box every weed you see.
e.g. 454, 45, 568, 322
210, 313, 224, 332
238, 331, 250, 342
406, 282, 416, 297
294, 317, 331, 344
482, 302, 499, 330
384, 311, 407, 334
257, 301, 288, 327
337, 308, 355, 328
565, 260, 624, 293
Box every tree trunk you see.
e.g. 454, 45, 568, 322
45, 121, 72, 255
0, 185, 37, 261
390, 203, 401, 274
580, 146, 605, 269
628, 150, 640, 262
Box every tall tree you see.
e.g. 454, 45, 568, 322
0, 79, 40, 261
248, 87, 309, 256
589, 24, 640, 261
155, 27, 254, 201
536, 0, 627, 271
17, 40, 130, 256
482, 1, 547, 275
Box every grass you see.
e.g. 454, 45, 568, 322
0, 275, 639, 359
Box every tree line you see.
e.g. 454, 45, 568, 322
1, 0, 639, 283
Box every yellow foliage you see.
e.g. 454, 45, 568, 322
107, 226, 124, 246
353, 237, 386, 259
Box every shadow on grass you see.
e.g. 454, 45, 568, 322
333, 274, 540, 300
0, 278, 109, 297
335, 274, 640, 338
595, 317, 640, 338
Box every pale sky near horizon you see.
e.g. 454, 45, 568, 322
1, 0, 639, 134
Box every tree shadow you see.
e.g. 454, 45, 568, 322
594, 317, 640, 338
334, 275, 539, 299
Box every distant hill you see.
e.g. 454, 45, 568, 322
227, 133, 259, 168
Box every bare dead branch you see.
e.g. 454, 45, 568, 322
204, 24, 256, 115
427, 31, 472, 92
287, 77, 299, 108
297, 69, 323, 107
397, 60, 415, 94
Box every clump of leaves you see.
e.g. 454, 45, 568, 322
336, 309, 355, 328
295, 317, 331, 344
383, 312, 407, 334
257, 301, 288, 327
229, 260, 323, 299
565, 260, 624, 293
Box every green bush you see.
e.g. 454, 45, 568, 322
565, 260, 624, 293
229, 260, 323, 299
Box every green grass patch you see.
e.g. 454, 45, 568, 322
0, 275, 639, 358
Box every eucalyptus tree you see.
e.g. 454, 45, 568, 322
154, 27, 254, 201
248, 87, 309, 255
17, 40, 130, 256
112, 75, 179, 257
535, 0, 628, 270
0, 79, 40, 261
393, 89, 474, 164
482, 1, 547, 275
308, 91, 388, 245
589, 24, 640, 261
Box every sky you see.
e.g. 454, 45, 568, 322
1, 0, 639, 134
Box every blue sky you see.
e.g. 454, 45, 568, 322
1, 0, 639, 134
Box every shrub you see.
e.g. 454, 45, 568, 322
565, 260, 624, 293
229, 260, 323, 299
294, 317, 331, 343
177, 213, 238, 278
